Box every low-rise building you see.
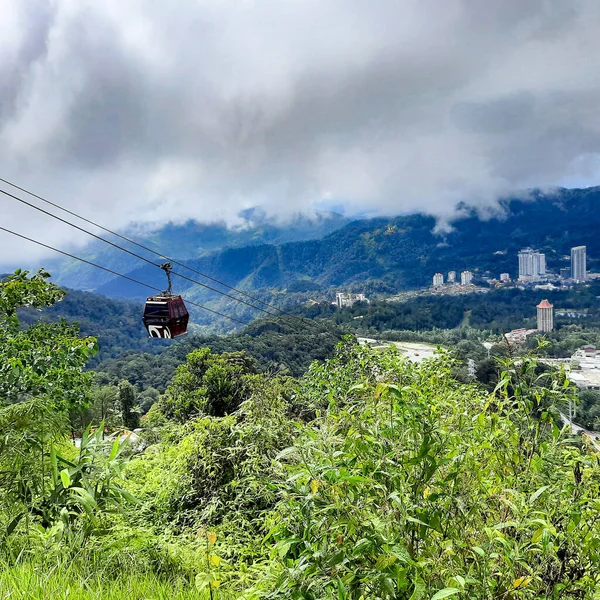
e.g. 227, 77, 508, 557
505, 328, 537, 345
335, 292, 368, 309
500, 273, 510, 282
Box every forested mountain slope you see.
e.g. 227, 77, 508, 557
16, 285, 343, 383
47, 210, 348, 290
94, 186, 600, 302
17, 289, 163, 364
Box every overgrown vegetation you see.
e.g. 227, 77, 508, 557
2, 270, 600, 598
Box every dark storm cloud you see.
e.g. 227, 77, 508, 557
1, 0, 600, 264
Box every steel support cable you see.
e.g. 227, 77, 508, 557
0, 187, 290, 323
0, 225, 250, 326
0, 176, 320, 330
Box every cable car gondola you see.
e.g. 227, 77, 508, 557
142, 263, 189, 338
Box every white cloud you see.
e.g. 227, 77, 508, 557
1, 0, 600, 265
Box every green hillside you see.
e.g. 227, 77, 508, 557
92, 187, 600, 307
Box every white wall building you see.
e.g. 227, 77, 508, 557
571, 246, 587, 282
432, 272, 444, 287
460, 271, 473, 286
447, 271, 456, 283
518, 248, 546, 281
335, 292, 368, 309
500, 273, 510, 282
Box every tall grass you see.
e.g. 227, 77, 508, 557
0, 558, 231, 599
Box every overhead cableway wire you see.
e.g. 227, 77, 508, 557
0, 176, 323, 333
0, 187, 305, 330
0, 225, 250, 326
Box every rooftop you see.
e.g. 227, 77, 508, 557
537, 299, 553, 309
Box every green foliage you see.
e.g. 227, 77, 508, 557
17, 287, 159, 365
0, 270, 97, 411
575, 389, 600, 431
0, 545, 229, 599
127, 374, 296, 536
257, 344, 600, 598
94, 318, 343, 399
119, 380, 140, 430
156, 349, 258, 422
0, 268, 65, 324
35, 425, 135, 538
76, 384, 121, 430
3, 274, 600, 598
0, 270, 135, 552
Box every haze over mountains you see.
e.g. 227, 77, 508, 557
42, 187, 600, 316
44, 209, 349, 290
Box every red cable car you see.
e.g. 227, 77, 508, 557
142, 263, 189, 338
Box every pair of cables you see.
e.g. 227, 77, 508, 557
0, 177, 325, 334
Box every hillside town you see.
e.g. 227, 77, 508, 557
334, 244, 592, 309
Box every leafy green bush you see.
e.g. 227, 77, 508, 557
257, 346, 600, 599
156, 349, 258, 422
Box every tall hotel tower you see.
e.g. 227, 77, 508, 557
571, 246, 587, 282
536, 299, 554, 332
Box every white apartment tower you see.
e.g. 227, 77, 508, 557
447, 271, 456, 283
518, 249, 546, 281
536, 299, 554, 332
571, 246, 587, 282
432, 273, 444, 287
460, 271, 473, 286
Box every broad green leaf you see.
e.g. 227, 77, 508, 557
5, 513, 24, 537
60, 469, 71, 489
531, 528, 544, 543
529, 485, 549, 504
409, 577, 426, 600
109, 438, 120, 461
430, 588, 460, 600
513, 577, 532, 589
337, 578, 348, 600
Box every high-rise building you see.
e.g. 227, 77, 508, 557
447, 271, 456, 283
560, 267, 571, 279
537, 299, 554, 332
518, 249, 546, 281
460, 271, 473, 286
571, 246, 587, 282
500, 273, 510, 282
432, 273, 444, 287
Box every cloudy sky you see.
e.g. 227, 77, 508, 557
2, 0, 600, 265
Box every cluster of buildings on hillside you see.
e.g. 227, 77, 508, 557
516, 245, 587, 283
334, 292, 368, 309
429, 245, 590, 293
431, 270, 473, 288
565, 346, 600, 390
335, 244, 590, 310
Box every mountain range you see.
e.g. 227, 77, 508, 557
37, 186, 600, 325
